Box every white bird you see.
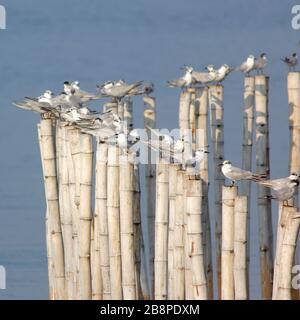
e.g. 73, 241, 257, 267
221, 160, 266, 185
254, 53, 267, 74
71, 81, 100, 101
184, 148, 209, 171
281, 53, 298, 71
167, 67, 194, 88
236, 55, 256, 75
214, 64, 233, 83
97, 80, 143, 99
258, 173, 299, 190
190, 65, 217, 85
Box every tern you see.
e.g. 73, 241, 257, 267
167, 67, 194, 88
281, 53, 298, 71
189, 65, 217, 86
70, 81, 101, 102
214, 64, 233, 83
184, 148, 209, 171
236, 55, 256, 75
97, 80, 143, 100
220, 160, 267, 185
254, 53, 267, 74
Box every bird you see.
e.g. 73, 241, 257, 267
254, 53, 267, 74
220, 160, 267, 185
167, 67, 194, 88
236, 54, 256, 75
70, 81, 100, 101
214, 64, 233, 83
184, 148, 209, 171
281, 53, 298, 71
97, 80, 143, 100
190, 65, 217, 86
258, 173, 299, 204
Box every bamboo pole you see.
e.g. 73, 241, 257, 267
168, 163, 180, 299
144, 95, 156, 298
186, 175, 207, 300
173, 170, 185, 300
234, 196, 248, 300
124, 98, 133, 131
107, 141, 122, 299
195, 87, 213, 299
95, 139, 111, 300
38, 124, 55, 300
179, 90, 192, 160
39, 118, 66, 300
221, 185, 237, 300
276, 208, 300, 300
209, 85, 225, 298
119, 152, 136, 299
78, 133, 93, 300
154, 161, 169, 300
255, 75, 273, 299
189, 91, 196, 151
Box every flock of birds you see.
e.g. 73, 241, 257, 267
13, 52, 300, 204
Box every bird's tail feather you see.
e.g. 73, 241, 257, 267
251, 173, 267, 182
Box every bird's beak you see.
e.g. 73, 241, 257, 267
204, 151, 209, 154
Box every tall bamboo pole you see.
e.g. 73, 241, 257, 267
195, 87, 213, 299
119, 153, 136, 299
234, 196, 248, 300
173, 170, 185, 299
189, 91, 196, 151
39, 118, 66, 299
221, 185, 237, 300
179, 91, 192, 160
107, 141, 122, 300
255, 75, 273, 299
95, 139, 111, 300
168, 163, 180, 299
154, 161, 169, 300
78, 133, 93, 299
276, 208, 300, 300
209, 85, 225, 298
144, 95, 156, 298
186, 175, 207, 300
38, 124, 55, 300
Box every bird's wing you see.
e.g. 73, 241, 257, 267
167, 77, 185, 88
192, 71, 215, 83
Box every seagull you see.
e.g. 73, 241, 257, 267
220, 160, 267, 185
281, 53, 298, 71
97, 80, 143, 100
167, 67, 194, 88
236, 54, 256, 75
258, 173, 299, 204
254, 53, 267, 74
190, 65, 217, 86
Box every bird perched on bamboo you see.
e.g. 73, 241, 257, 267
281, 53, 298, 71
97, 80, 143, 100
254, 53, 267, 74
220, 160, 267, 185
167, 66, 194, 88
184, 148, 209, 171
258, 173, 299, 204
236, 54, 256, 75
187, 65, 217, 86
213, 64, 233, 83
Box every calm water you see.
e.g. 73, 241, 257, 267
0, 0, 298, 299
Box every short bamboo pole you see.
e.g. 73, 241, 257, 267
186, 175, 207, 300
221, 185, 237, 300
144, 95, 156, 298
209, 85, 225, 298
38, 124, 55, 300
288, 72, 300, 207
95, 139, 111, 300
195, 87, 213, 299
255, 75, 273, 299
276, 208, 300, 300
173, 170, 185, 300
78, 133, 93, 300
107, 141, 122, 300
154, 161, 169, 300
119, 153, 136, 299
234, 196, 248, 300
39, 118, 66, 300
167, 164, 180, 299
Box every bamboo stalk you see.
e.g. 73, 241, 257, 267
234, 196, 248, 300
124, 98, 133, 131
195, 87, 213, 299
154, 161, 169, 300
173, 170, 185, 299
95, 139, 111, 300
209, 85, 225, 298
221, 185, 237, 300
107, 141, 122, 299
78, 133, 93, 299
186, 175, 207, 300
38, 124, 55, 300
168, 164, 180, 299
119, 153, 136, 299
255, 75, 273, 299
189, 91, 196, 151
144, 95, 156, 298
179, 91, 192, 160
276, 208, 300, 300
39, 118, 66, 300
